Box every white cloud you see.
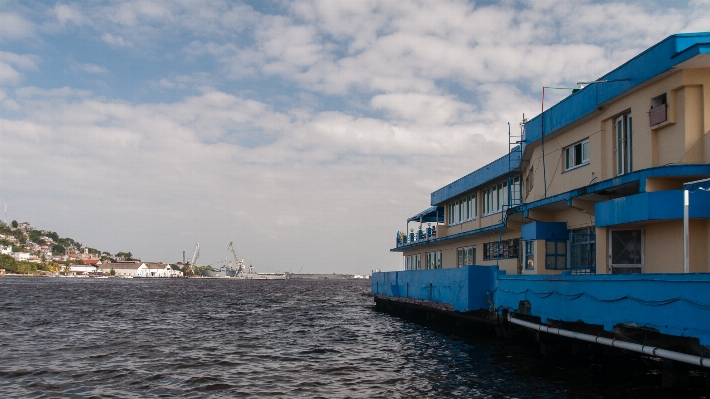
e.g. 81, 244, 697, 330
0, 12, 35, 39
0, 51, 39, 85
76, 63, 108, 74
54, 4, 86, 26
101, 33, 131, 47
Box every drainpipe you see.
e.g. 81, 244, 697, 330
508, 315, 709, 368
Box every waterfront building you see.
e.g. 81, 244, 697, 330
376, 33, 710, 380
103, 261, 144, 277
394, 32, 710, 275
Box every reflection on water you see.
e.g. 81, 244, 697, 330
0, 278, 706, 398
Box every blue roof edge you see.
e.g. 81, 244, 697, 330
524, 32, 710, 146
430, 146, 521, 205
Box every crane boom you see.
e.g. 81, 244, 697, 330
189, 242, 200, 271
228, 242, 245, 277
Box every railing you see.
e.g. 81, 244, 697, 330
396, 226, 438, 247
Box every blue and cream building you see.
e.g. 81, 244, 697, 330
376, 33, 710, 366
394, 32, 710, 276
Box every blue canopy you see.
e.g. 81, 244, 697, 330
407, 206, 445, 223
685, 178, 710, 192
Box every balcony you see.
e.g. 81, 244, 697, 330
395, 206, 444, 248
396, 225, 438, 247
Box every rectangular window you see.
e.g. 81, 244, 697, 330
483, 239, 519, 260
448, 194, 477, 226
457, 246, 476, 267
545, 241, 567, 270
425, 251, 442, 270
616, 114, 633, 175
404, 254, 422, 270
570, 228, 596, 274
483, 178, 519, 214
524, 241, 534, 270
649, 93, 667, 126
510, 176, 521, 206
609, 229, 643, 274
564, 140, 590, 171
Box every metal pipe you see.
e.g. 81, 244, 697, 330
541, 87, 547, 198
507, 315, 709, 368
684, 189, 689, 273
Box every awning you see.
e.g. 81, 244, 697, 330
407, 206, 445, 223
685, 177, 710, 192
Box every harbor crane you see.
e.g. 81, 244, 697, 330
228, 242, 245, 277
188, 242, 200, 271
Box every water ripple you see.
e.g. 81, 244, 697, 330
0, 278, 707, 398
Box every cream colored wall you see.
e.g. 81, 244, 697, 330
524, 68, 709, 202
401, 229, 521, 274
643, 220, 708, 273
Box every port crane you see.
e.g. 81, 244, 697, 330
188, 242, 200, 272
228, 242, 245, 277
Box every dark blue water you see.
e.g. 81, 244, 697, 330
0, 278, 706, 398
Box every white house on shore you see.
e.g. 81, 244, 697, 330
101, 261, 182, 277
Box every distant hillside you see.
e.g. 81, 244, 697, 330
0, 220, 138, 275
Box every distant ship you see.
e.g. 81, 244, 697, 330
241, 264, 288, 280
200, 258, 288, 280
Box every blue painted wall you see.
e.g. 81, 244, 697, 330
371, 266, 499, 312
373, 269, 710, 346
595, 190, 710, 227
495, 273, 710, 346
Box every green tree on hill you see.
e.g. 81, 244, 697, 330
11, 220, 18, 228
115, 251, 135, 261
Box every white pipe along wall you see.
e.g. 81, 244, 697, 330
507, 315, 710, 368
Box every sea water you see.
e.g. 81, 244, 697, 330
0, 278, 706, 398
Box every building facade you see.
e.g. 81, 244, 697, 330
394, 32, 710, 276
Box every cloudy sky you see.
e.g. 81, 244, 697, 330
1, 0, 708, 273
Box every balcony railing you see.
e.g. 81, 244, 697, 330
396, 226, 437, 247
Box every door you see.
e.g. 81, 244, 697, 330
609, 229, 643, 274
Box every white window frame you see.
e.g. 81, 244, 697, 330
564, 139, 590, 171
448, 193, 477, 226
615, 114, 633, 175
457, 246, 476, 267
483, 180, 514, 215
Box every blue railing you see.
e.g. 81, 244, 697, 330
396, 227, 437, 247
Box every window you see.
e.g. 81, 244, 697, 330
483, 239, 519, 260
405, 254, 421, 270
570, 228, 596, 274
545, 241, 567, 270
609, 229, 643, 274
510, 176, 522, 206
425, 251, 442, 270
456, 246, 476, 267
649, 94, 667, 126
615, 114, 633, 175
564, 140, 589, 171
524, 241, 534, 270
483, 177, 521, 215
448, 194, 477, 225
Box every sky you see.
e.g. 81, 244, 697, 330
1, 0, 708, 274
